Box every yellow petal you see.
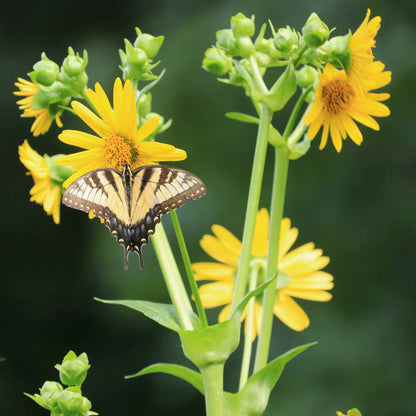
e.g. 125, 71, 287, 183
279, 218, 298, 260
200, 234, 239, 267
283, 288, 332, 301
134, 117, 160, 142
138, 141, 187, 161
192, 262, 235, 281
252, 208, 269, 257
273, 294, 310, 331
59, 130, 104, 150
218, 303, 232, 322
88, 82, 116, 132
212, 225, 242, 258
198, 281, 234, 308
72, 101, 112, 138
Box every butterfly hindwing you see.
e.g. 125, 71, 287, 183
62, 164, 207, 270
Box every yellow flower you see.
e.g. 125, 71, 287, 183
14, 78, 63, 137
18, 140, 62, 224
193, 209, 333, 338
55, 78, 187, 187
348, 9, 391, 92
304, 63, 390, 152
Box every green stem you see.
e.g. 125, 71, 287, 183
248, 55, 269, 95
80, 88, 98, 115
201, 364, 224, 416
253, 145, 289, 372
239, 264, 260, 390
230, 103, 272, 312
171, 210, 208, 329
151, 223, 194, 330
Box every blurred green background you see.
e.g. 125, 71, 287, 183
1, 0, 415, 414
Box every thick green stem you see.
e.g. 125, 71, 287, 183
201, 364, 224, 416
170, 210, 208, 328
239, 264, 260, 390
230, 103, 272, 312
151, 224, 194, 330
254, 145, 289, 372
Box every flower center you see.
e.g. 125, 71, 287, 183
322, 80, 355, 114
103, 135, 138, 169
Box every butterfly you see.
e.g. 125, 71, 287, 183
62, 164, 207, 270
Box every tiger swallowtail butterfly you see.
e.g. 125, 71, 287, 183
62, 164, 207, 270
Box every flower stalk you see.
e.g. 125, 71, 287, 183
201, 363, 224, 416
254, 144, 289, 372
230, 102, 272, 313
151, 224, 194, 330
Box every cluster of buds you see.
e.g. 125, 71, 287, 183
26, 351, 97, 416
202, 12, 352, 95
119, 27, 164, 82
28, 48, 89, 124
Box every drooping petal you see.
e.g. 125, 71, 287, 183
200, 234, 239, 267
273, 293, 310, 331
198, 281, 234, 308
192, 262, 235, 281
212, 225, 242, 258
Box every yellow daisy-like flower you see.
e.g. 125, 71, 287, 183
304, 63, 390, 152
193, 209, 333, 338
348, 9, 391, 92
55, 78, 187, 187
18, 140, 62, 224
14, 78, 63, 137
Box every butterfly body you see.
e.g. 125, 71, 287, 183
62, 164, 207, 270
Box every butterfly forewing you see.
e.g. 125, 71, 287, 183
62, 164, 207, 270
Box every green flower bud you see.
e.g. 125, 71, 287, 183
301, 47, 326, 67
273, 27, 298, 58
30, 53, 59, 87
302, 13, 329, 48
62, 47, 88, 77
227, 67, 247, 88
40, 381, 64, 410
58, 48, 89, 97
216, 29, 239, 56
295, 65, 319, 89
57, 390, 91, 416
134, 27, 164, 59
237, 36, 255, 58
55, 351, 90, 386
119, 39, 152, 82
230, 12, 255, 38
202, 46, 233, 75
138, 92, 152, 117
321, 33, 352, 70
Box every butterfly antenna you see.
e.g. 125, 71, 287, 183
124, 248, 130, 271
138, 248, 144, 270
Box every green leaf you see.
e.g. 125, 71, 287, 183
223, 343, 316, 415
126, 363, 204, 395
262, 62, 297, 111
94, 298, 200, 332
231, 272, 278, 322
179, 318, 240, 368
226, 112, 259, 124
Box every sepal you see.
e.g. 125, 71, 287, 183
55, 351, 90, 386
134, 27, 164, 59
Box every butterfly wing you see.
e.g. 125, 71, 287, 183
62, 168, 132, 258
126, 165, 207, 268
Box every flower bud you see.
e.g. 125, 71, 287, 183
237, 36, 255, 58
40, 381, 63, 410
30, 53, 59, 87
134, 27, 164, 59
59, 48, 89, 96
119, 39, 151, 82
230, 12, 255, 38
62, 47, 88, 77
138, 92, 152, 117
57, 390, 91, 416
321, 33, 351, 70
202, 46, 233, 76
254, 24, 281, 62
296, 65, 319, 89
273, 27, 298, 58
302, 13, 329, 48
55, 351, 90, 386
216, 29, 239, 56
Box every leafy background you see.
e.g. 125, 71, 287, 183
1, 0, 415, 415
